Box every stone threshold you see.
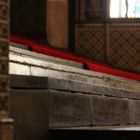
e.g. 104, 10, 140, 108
51, 125, 140, 131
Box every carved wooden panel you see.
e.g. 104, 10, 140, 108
75, 24, 106, 63
75, 23, 140, 73
108, 24, 140, 73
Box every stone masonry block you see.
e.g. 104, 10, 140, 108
10, 75, 48, 89
49, 90, 91, 128
47, 77, 70, 91
10, 89, 49, 140
129, 100, 140, 125
91, 96, 129, 126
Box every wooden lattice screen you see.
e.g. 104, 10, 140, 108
75, 23, 140, 74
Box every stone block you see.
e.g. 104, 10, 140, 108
9, 62, 30, 76
129, 100, 140, 125
10, 89, 49, 140
49, 90, 91, 128
47, 78, 70, 91
69, 80, 110, 95
10, 75, 48, 89
91, 96, 129, 126
10, 46, 83, 68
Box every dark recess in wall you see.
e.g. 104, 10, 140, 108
10, 0, 47, 40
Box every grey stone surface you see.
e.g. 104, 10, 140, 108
10, 46, 83, 68
69, 80, 111, 95
9, 75, 140, 129
10, 75, 140, 100
91, 96, 129, 126
10, 89, 49, 140
54, 125, 140, 131
129, 100, 140, 125
47, 78, 70, 91
49, 90, 91, 128
10, 75, 48, 89
9, 45, 140, 92
49, 78, 140, 100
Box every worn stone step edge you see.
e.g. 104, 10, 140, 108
10, 45, 83, 68
10, 75, 140, 100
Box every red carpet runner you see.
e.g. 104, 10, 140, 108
10, 35, 140, 81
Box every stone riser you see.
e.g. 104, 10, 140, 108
10, 76, 140, 129
9, 46, 140, 92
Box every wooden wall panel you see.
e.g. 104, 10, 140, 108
75, 24, 106, 63
108, 24, 140, 73
47, 0, 69, 49
75, 23, 140, 73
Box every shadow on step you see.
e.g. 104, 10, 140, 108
49, 129, 140, 140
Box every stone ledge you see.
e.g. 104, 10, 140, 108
10, 46, 83, 69
10, 75, 48, 89
51, 125, 140, 131
9, 46, 140, 92
10, 75, 140, 100
49, 90, 129, 128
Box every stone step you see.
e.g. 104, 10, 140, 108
10, 75, 140, 140
9, 45, 140, 92
51, 125, 140, 131
10, 43, 83, 68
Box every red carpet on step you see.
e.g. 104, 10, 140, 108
10, 35, 140, 81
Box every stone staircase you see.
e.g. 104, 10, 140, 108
9, 45, 140, 140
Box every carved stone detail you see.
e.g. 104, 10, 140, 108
0, 0, 9, 115
0, 94, 8, 113
0, 3, 8, 21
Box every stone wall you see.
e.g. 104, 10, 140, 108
9, 48, 140, 139
0, 0, 13, 139
10, 75, 140, 140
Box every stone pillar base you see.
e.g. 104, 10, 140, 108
0, 118, 13, 140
